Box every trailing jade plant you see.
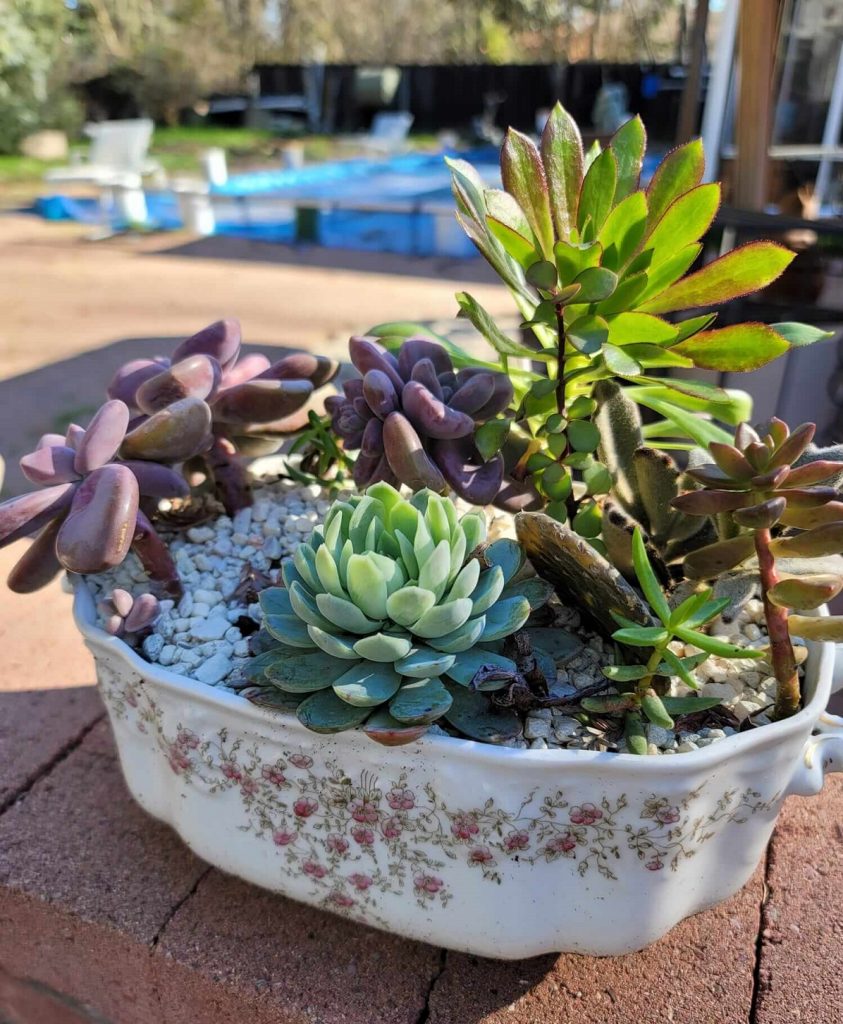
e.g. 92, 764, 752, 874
373, 104, 828, 541
587, 528, 763, 753
673, 419, 843, 718
109, 319, 339, 513
245, 483, 553, 744
0, 399, 188, 594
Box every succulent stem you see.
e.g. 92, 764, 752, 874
208, 436, 252, 514
554, 302, 579, 522
132, 509, 182, 598
754, 528, 800, 718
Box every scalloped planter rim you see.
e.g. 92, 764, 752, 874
74, 580, 843, 958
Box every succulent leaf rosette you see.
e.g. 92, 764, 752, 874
324, 335, 518, 506
0, 399, 188, 594
249, 483, 551, 744
108, 319, 339, 512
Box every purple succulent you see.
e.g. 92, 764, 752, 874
0, 400, 187, 594
98, 588, 161, 637
108, 319, 339, 512
325, 335, 514, 504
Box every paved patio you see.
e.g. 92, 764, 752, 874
0, 211, 841, 1024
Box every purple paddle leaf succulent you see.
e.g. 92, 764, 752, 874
0, 399, 187, 595
325, 335, 518, 505
98, 588, 161, 637
107, 319, 339, 513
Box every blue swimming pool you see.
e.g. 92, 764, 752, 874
36, 147, 661, 257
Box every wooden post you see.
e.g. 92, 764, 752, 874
733, 0, 780, 209
676, 0, 711, 143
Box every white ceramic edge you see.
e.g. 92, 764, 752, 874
73, 578, 843, 780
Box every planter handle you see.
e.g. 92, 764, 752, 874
833, 643, 843, 695
786, 709, 843, 796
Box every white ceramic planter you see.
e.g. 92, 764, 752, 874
74, 581, 843, 958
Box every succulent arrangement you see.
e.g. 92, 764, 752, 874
245, 483, 553, 744
3, 106, 841, 756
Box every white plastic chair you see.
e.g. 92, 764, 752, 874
45, 119, 163, 186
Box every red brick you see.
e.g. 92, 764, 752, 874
754, 776, 843, 1024
154, 871, 442, 1024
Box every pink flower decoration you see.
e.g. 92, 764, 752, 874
125, 690, 138, 708
451, 814, 480, 840
289, 754, 313, 769
350, 799, 379, 824
655, 806, 681, 825
387, 787, 415, 810
221, 761, 242, 782
176, 729, 200, 749
326, 833, 350, 855
272, 829, 298, 847
329, 891, 355, 908
414, 873, 444, 895
504, 830, 530, 852
261, 765, 287, 787
569, 803, 603, 826
348, 872, 373, 891
240, 777, 259, 796
167, 745, 191, 774
303, 860, 327, 879
381, 816, 403, 839
351, 825, 375, 846
293, 797, 318, 818
468, 845, 495, 865
547, 832, 577, 855
646, 856, 664, 871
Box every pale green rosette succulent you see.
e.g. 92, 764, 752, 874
249, 483, 552, 744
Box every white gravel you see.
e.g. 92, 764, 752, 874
86, 474, 799, 756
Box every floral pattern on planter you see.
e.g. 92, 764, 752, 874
98, 666, 779, 916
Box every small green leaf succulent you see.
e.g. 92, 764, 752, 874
250, 483, 551, 744
590, 528, 763, 754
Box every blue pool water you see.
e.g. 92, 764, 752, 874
35, 147, 661, 258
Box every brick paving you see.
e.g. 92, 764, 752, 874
0, 211, 842, 1023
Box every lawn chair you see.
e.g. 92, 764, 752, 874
44, 118, 163, 187
360, 112, 414, 156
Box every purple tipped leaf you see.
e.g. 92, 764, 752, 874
124, 592, 161, 633
220, 353, 272, 388
136, 355, 221, 414
56, 464, 139, 573
433, 439, 504, 505
6, 518, 63, 594
409, 359, 444, 399
110, 588, 134, 617
448, 373, 496, 415
65, 423, 86, 450
363, 369, 399, 419
396, 337, 453, 379
353, 450, 382, 487
171, 318, 241, 370
36, 433, 66, 450
770, 422, 816, 468
493, 478, 544, 512
348, 336, 405, 393
360, 416, 384, 456
74, 400, 131, 474
20, 445, 79, 485
401, 381, 475, 440
121, 397, 213, 461
258, 353, 339, 388
107, 358, 169, 409
212, 379, 313, 426
0, 483, 74, 548
121, 460, 190, 498
131, 508, 182, 597
383, 412, 447, 493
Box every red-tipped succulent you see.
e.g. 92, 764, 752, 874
108, 319, 339, 513
325, 335, 514, 505
99, 588, 161, 637
0, 400, 188, 594
673, 419, 843, 718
